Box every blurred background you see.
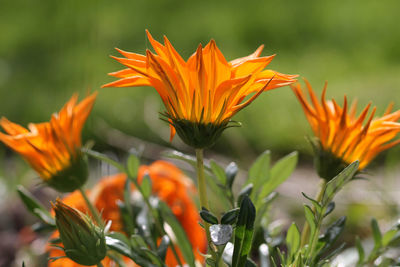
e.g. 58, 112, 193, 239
2, 0, 400, 266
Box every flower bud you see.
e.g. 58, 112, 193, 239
53, 199, 106, 266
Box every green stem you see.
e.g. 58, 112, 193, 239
97, 262, 104, 267
300, 179, 326, 247
195, 149, 217, 260
78, 187, 104, 227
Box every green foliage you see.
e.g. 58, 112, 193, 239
17, 185, 55, 226
286, 223, 301, 261
282, 161, 359, 267
232, 195, 256, 267
200, 208, 219, 225
356, 219, 400, 266
159, 202, 196, 267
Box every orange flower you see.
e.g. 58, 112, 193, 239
103, 30, 297, 148
48, 160, 207, 267
292, 80, 400, 178
0, 93, 97, 192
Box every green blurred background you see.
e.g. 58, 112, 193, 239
2, 0, 400, 161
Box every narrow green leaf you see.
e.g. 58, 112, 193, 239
140, 174, 152, 198
382, 229, 398, 247
248, 150, 271, 190
301, 192, 322, 214
127, 154, 140, 178
206, 258, 216, 267
257, 151, 298, 205
355, 236, 364, 265
304, 205, 316, 240
237, 184, 253, 206
106, 235, 132, 258
232, 195, 256, 267
159, 201, 195, 267
163, 150, 212, 171
83, 148, 125, 172
17, 186, 55, 225
245, 258, 257, 267
323, 202, 335, 218
210, 160, 226, 185
157, 235, 170, 262
371, 218, 382, 248
106, 235, 154, 267
286, 222, 301, 260
200, 209, 219, 225
322, 161, 359, 205
221, 208, 240, 225
139, 248, 164, 266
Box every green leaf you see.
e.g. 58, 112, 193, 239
121, 179, 135, 234
237, 183, 253, 206
245, 258, 257, 267
382, 228, 398, 247
127, 154, 140, 178
140, 174, 152, 198
83, 148, 125, 172
200, 209, 219, 225
355, 236, 365, 265
105, 235, 132, 258
256, 151, 298, 206
157, 235, 170, 262
371, 218, 382, 248
225, 162, 238, 189
17, 185, 55, 225
317, 216, 346, 260
221, 208, 240, 225
131, 234, 148, 248
206, 258, 216, 267
304, 205, 316, 241
248, 150, 271, 191
302, 192, 322, 215
159, 201, 195, 267
322, 161, 359, 205
232, 195, 256, 267
210, 160, 226, 185
323, 202, 335, 218
139, 248, 164, 266
286, 222, 301, 260
163, 150, 212, 171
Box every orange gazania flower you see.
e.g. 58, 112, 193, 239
48, 160, 207, 267
103, 30, 297, 148
0, 93, 97, 192
292, 80, 400, 177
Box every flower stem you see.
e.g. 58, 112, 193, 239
300, 179, 326, 247
195, 149, 216, 258
78, 187, 104, 227
97, 262, 104, 267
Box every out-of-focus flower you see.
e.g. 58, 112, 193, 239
103, 30, 297, 148
48, 160, 207, 267
0, 93, 97, 192
292, 80, 400, 179
52, 199, 106, 266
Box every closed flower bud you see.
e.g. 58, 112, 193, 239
53, 199, 106, 266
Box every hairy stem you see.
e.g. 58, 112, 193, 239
195, 149, 217, 259
300, 179, 327, 247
